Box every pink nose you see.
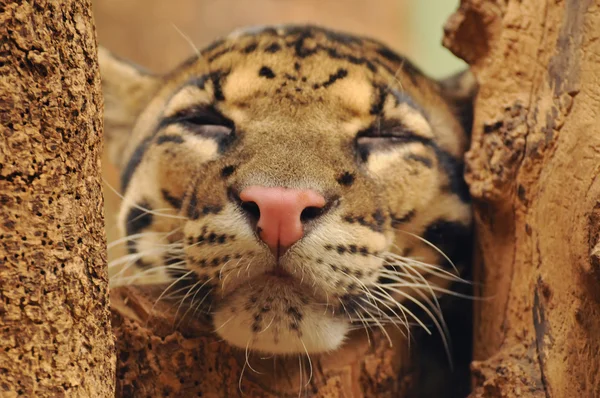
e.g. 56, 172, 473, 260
239, 186, 326, 255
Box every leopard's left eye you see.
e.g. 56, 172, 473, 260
355, 125, 428, 162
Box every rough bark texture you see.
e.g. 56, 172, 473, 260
444, 0, 600, 396
0, 0, 115, 396
111, 287, 414, 398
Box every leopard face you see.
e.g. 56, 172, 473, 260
101, 25, 476, 354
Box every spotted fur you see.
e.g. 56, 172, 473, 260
101, 25, 476, 355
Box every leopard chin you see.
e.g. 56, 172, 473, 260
213, 276, 350, 354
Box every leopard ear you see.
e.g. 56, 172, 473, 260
98, 46, 161, 168
439, 69, 478, 136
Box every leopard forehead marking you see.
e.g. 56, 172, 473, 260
102, 24, 476, 355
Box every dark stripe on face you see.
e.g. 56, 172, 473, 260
370, 85, 387, 115
434, 148, 470, 203
125, 201, 153, 237
193, 70, 228, 101
313, 68, 348, 89
264, 42, 281, 53
423, 219, 472, 268
156, 134, 184, 145
121, 136, 152, 192
161, 189, 183, 209
243, 43, 257, 53
125, 201, 153, 257
186, 185, 200, 220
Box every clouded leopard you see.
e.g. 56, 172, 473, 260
100, 24, 476, 356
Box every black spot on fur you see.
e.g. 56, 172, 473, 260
372, 209, 386, 227
337, 171, 355, 186
156, 134, 184, 145
264, 42, 281, 53
259, 66, 276, 79
294, 62, 301, 71
121, 136, 152, 192
287, 307, 303, 322
344, 213, 384, 233
161, 189, 183, 209
221, 165, 236, 178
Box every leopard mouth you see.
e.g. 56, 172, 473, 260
265, 265, 294, 279
211, 278, 350, 354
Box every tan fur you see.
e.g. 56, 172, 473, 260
101, 25, 476, 354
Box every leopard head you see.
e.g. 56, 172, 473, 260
100, 25, 476, 354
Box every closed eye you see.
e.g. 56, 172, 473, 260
160, 106, 234, 137
355, 121, 433, 162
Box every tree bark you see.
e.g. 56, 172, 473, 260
444, 0, 600, 396
0, 0, 115, 396
110, 287, 414, 397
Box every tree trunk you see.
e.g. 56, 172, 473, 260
444, 0, 600, 396
0, 0, 115, 396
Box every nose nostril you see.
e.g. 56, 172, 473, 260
300, 206, 324, 223
240, 200, 261, 222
